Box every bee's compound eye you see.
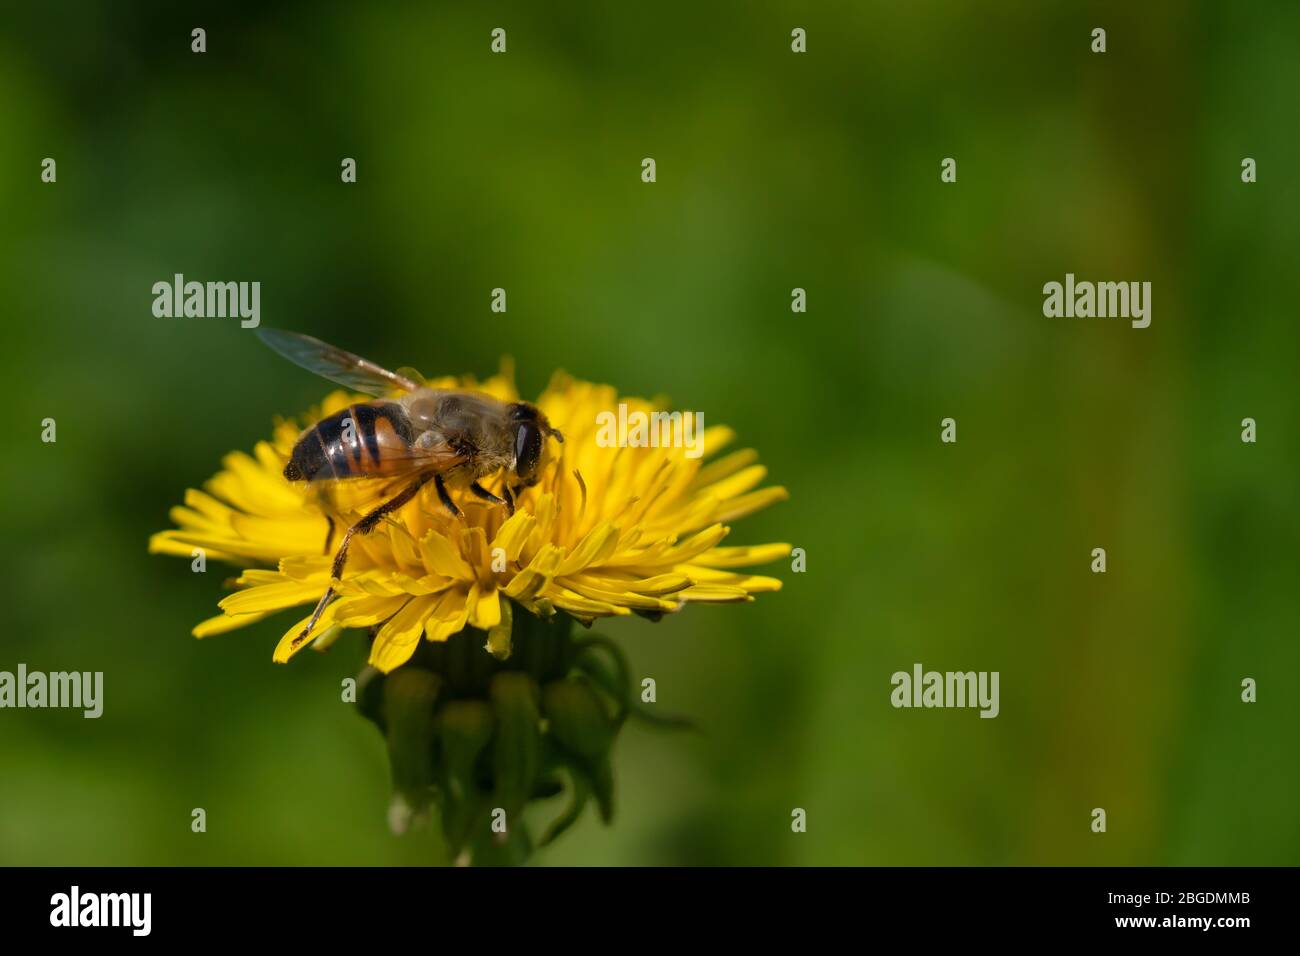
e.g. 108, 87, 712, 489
514, 421, 543, 480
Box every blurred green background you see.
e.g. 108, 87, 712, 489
2, 0, 1297, 865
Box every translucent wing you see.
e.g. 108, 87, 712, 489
309, 443, 464, 508
394, 366, 428, 387
308, 441, 467, 485
257, 328, 422, 397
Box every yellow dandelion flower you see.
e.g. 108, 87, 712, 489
149, 366, 789, 674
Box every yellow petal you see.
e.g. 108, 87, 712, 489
485, 597, 513, 659
689, 448, 758, 490
560, 576, 678, 611
491, 511, 537, 562
229, 513, 329, 555
420, 528, 473, 579
699, 425, 735, 456
677, 565, 784, 592
147, 531, 243, 565
692, 464, 769, 503
468, 586, 502, 630
678, 584, 754, 603
424, 589, 470, 642
272, 603, 339, 663
557, 523, 621, 576
505, 544, 563, 603
219, 579, 325, 615
192, 610, 272, 638
696, 542, 792, 568
330, 594, 409, 628
183, 487, 238, 522
713, 486, 789, 523
148, 530, 273, 563
369, 595, 437, 673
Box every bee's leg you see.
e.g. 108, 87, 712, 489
323, 516, 336, 555
469, 480, 513, 516
292, 471, 438, 648
502, 485, 515, 515
435, 473, 462, 519
509, 476, 538, 500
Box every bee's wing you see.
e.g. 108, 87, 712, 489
328, 443, 467, 481
300, 436, 468, 489
257, 329, 422, 397
309, 444, 466, 515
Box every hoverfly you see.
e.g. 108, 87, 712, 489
256, 329, 563, 648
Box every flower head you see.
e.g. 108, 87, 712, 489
150, 366, 788, 672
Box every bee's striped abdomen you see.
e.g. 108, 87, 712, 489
284, 402, 415, 482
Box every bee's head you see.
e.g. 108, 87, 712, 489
508, 402, 563, 483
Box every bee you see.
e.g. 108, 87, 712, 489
256, 328, 563, 648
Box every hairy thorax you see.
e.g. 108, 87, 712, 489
400, 388, 516, 479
